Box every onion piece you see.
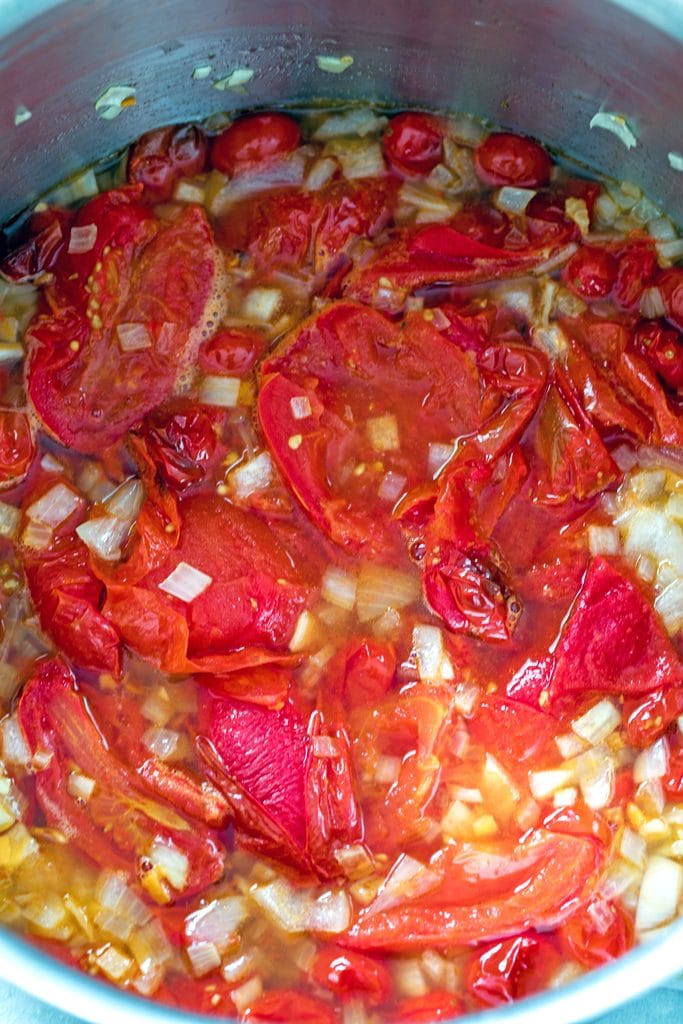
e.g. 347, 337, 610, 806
321, 566, 357, 611
528, 768, 576, 801
67, 771, 96, 802
378, 471, 407, 504
576, 745, 615, 810
103, 478, 144, 520
187, 941, 222, 977
305, 157, 339, 191
0, 715, 31, 766
148, 840, 189, 891
242, 287, 283, 323
587, 525, 620, 557
571, 699, 621, 746
0, 501, 20, 540
589, 111, 637, 149
331, 139, 385, 180
142, 727, 180, 761
290, 395, 312, 420
640, 286, 666, 318
633, 737, 669, 783
355, 563, 419, 622
635, 856, 683, 932
251, 876, 350, 934
94, 945, 134, 981
655, 578, 683, 636
412, 624, 453, 682
76, 516, 130, 562
366, 854, 441, 917
428, 441, 456, 478
200, 375, 241, 408
620, 827, 647, 870
26, 483, 82, 527
231, 976, 264, 1014
366, 414, 399, 453
289, 610, 320, 653
231, 452, 274, 498
174, 180, 206, 204
315, 54, 354, 74
116, 322, 151, 352
495, 187, 536, 214
68, 224, 98, 254
158, 561, 212, 603
313, 109, 386, 141
311, 735, 343, 759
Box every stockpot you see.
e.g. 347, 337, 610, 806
0, 0, 682, 1022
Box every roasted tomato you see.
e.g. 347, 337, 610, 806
466, 934, 561, 1007
474, 132, 552, 188
0, 410, 35, 488
211, 113, 301, 176
127, 124, 209, 201
563, 245, 619, 299
383, 112, 444, 177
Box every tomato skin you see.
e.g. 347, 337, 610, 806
211, 113, 301, 176
561, 899, 633, 968
198, 326, 267, 376
664, 736, 683, 798
383, 112, 444, 176
0, 208, 71, 283
467, 934, 560, 1007
633, 320, 683, 391
0, 410, 35, 488
614, 241, 657, 308
474, 132, 552, 188
243, 990, 337, 1024
564, 245, 618, 299
658, 267, 683, 332
310, 946, 391, 1005
140, 400, 218, 492
393, 991, 465, 1022
468, 695, 557, 768
127, 123, 208, 201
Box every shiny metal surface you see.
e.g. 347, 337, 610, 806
1, 0, 683, 1021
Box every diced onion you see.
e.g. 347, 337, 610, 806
576, 745, 615, 810
231, 976, 264, 1014
68, 224, 98, 254
657, 239, 683, 263
428, 441, 456, 478
648, 217, 677, 241
185, 896, 249, 947
620, 827, 647, 869
555, 731, 588, 760
321, 566, 357, 611
174, 181, 206, 204
451, 681, 480, 716
0, 715, 31, 766
378, 471, 407, 504
311, 735, 342, 759
94, 945, 134, 981
251, 876, 350, 934
394, 959, 429, 998
103, 478, 144, 520
116, 322, 152, 352
564, 197, 590, 236
532, 243, 578, 276
655, 578, 683, 635
367, 414, 399, 453
231, 452, 274, 498
635, 856, 683, 932
221, 952, 256, 985
374, 755, 401, 785
356, 563, 419, 622
412, 624, 452, 682
94, 85, 136, 121
214, 68, 255, 90
187, 940, 221, 977
398, 182, 461, 223
26, 483, 81, 527
528, 768, 576, 801
289, 610, 320, 653
148, 840, 189, 891
366, 855, 440, 917
142, 727, 180, 761
495, 187, 536, 214
76, 516, 130, 562
96, 870, 150, 925
450, 786, 483, 804
290, 395, 312, 420
553, 786, 578, 808
200, 375, 241, 408
633, 737, 669, 783
315, 54, 354, 74
667, 493, 683, 524
571, 699, 621, 746
305, 157, 339, 191
40, 453, 64, 473
334, 140, 385, 180
159, 561, 212, 603
67, 771, 96, 802
640, 286, 666, 318
242, 287, 283, 323
0, 501, 20, 539
587, 525, 620, 557
313, 109, 386, 141
636, 778, 665, 816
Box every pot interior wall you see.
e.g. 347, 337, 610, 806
1, 0, 683, 227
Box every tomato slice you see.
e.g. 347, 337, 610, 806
551, 556, 683, 700
474, 132, 552, 188
382, 112, 444, 177
258, 301, 481, 560
466, 933, 561, 1007
22, 532, 122, 674
343, 221, 575, 311
18, 659, 225, 898
198, 691, 362, 878
343, 830, 600, 951
26, 192, 223, 452
211, 113, 301, 176
127, 123, 208, 201
103, 494, 313, 673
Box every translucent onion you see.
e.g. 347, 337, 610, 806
67, 224, 98, 254
313, 109, 386, 140
148, 840, 189, 891
428, 441, 456, 478
374, 755, 401, 785
571, 699, 621, 746
311, 735, 343, 759
289, 610, 320, 653
633, 737, 669, 783
200, 375, 241, 408
635, 856, 683, 932
528, 768, 576, 801
532, 243, 579, 276
639, 286, 666, 319
242, 287, 284, 323
0, 501, 20, 539
654, 578, 683, 635
231, 452, 273, 498
495, 187, 536, 214
305, 157, 339, 191
94, 946, 134, 982
555, 732, 588, 760
367, 413, 399, 453
620, 827, 647, 869
334, 140, 385, 180
67, 771, 96, 802
366, 854, 441, 917
21, 520, 53, 550
142, 727, 180, 761
587, 525, 620, 557
231, 976, 264, 1014
210, 153, 307, 214
251, 876, 350, 934
116, 322, 152, 352
378, 471, 407, 504
0, 715, 31, 766
321, 566, 357, 611
76, 516, 131, 561
187, 940, 222, 977
185, 896, 249, 947
412, 624, 452, 681
158, 561, 212, 603
40, 453, 64, 473
576, 745, 615, 810
221, 952, 256, 984
355, 563, 419, 622
26, 483, 82, 527
173, 181, 206, 204
290, 395, 312, 420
